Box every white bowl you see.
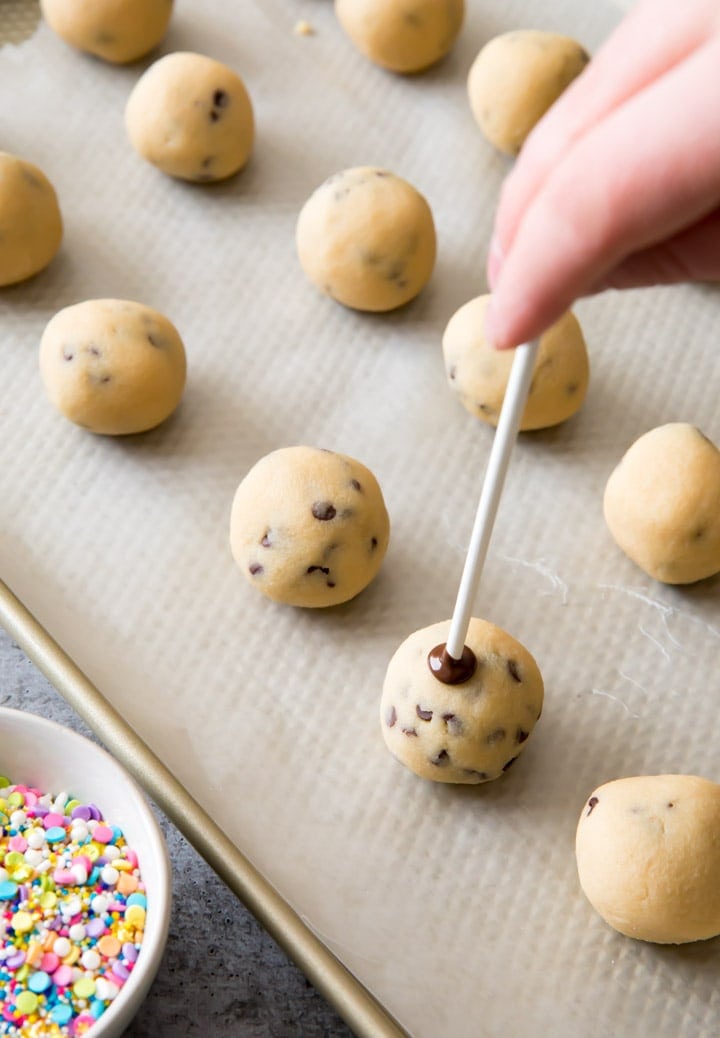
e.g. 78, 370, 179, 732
0, 706, 172, 1037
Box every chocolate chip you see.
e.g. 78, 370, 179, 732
312, 502, 336, 521
586, 796, 599, 816
502, 757, 518, 772
213, 89, 229, 108
350, 479, 362, 492
430, 750, 450, 767
307, 565, 330, 575
260, 533, 272, 547
442, 713, 464, 736
248, 563, 263, 576
486, 728, 506, 745
416, 705, 433, 721
516, 729, 529, 744
386, 706, 397, 728
401, 727, 418, 737
370, 537, 378, 550
507, 659, 522, 683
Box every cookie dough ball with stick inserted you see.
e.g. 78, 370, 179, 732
443, 294, 589, 430
39, 299, 187, 435
0, 152, 63, 287
230, 447, 390, 608
467, 30, 590, 155
335, 0, 465, 74
576, 775, 720, 944
40, 0, 174, 64
381, 618, 543, 783
296, 167, 436, 312
125, 52, 254, 183
604, 423, 720, 584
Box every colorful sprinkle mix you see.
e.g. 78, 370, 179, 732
0, 780, 146, 1036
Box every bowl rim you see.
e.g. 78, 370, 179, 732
0, 705, 172, 1034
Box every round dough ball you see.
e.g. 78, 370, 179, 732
381, 618, 543, 783
230, 447, 390, 608
335, 0, 465, 74
576, 775, 720, 944
0, 152, 62, 287
39, 299, 187, 435
125, 52, 254, 182
296, 167, 436, 312
604, 423, 720, 584
40, 0, 173, 64
443, 295, 589, 430
468, 31, 589, 155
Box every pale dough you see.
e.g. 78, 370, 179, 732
40, 0, 173, 64
443, 295, 589, 430
39, 299, 187, 435
335, 0, 465, 74
381, 618, 543, 784
604, 423, 720, 584
576, 775, 720, 944
296, 167, 436, 312
0, 152, 63, 287
230, 446, 390, 608
467, 30, 589, 155
125, 52, 254, 182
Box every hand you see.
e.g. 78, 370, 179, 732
485, 0, 720, 348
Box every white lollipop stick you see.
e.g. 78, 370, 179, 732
444, 339, 540, 662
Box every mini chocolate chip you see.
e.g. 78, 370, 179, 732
586, 796, 599, 816
486, 728, 506, 745
99, 375, 111, 384
464, 769, 488, 780
478, 403, 492, 414
307, 565, 330, 575
430, 750, 450, 767
502, 757, 518, 772
249, 563, 264, 575
350, 478, 362, 492
201, 156, 214, 169
326, 580, 336, 588
88, 345, 101, 356
667, 802, 674, 808
261, 534, 272, 547
375, 170, 389, 177
62, 349, 74, 361
147, 334, 160, 348
370, 537, 378, 550
401, 727, 418, 737
209, 110, 221, 122
507, 659, 522, 683
416, 705, 433, 721
213, 89, 229, 108
516, 729, 529, 744
312, 502, 336, 521
386, 706, 397, 728
692, 526, 706, 540
448, 365, 457, 381
567, 382, 579, 394
442, 713, 463, 735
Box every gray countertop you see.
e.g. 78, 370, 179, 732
0, 625, 354, 1038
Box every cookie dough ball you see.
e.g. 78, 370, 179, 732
40, 0, 173, 64
381, 618, 543, 783
576, 775, 720, 944
125, 52, 254, 182
230, 447, 390, 608
443, 295, 588, 430
604, 423, 720, 584
39, 299, 187, 435
335, 0, 465, 74
468, 31, 589, 155
0, 152, 62, 287
296, 167, 436, 312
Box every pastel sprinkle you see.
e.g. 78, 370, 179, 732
0, 781, 147, 1036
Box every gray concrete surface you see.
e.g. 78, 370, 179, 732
0, 625, 354, 1038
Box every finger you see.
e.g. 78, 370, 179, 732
589, 207, 720, 292
491, 0, 717, 264
486, 36, 720, 348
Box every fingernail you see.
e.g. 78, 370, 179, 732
487, 234, 504, 288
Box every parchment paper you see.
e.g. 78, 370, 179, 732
2, 1, 720, 1035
